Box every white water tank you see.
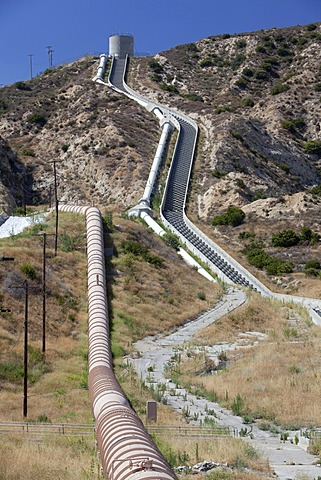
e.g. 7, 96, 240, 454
109, 34, 134, 58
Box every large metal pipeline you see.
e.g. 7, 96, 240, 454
58, 204, 177, 480
92, 54, 108, 83
138, 120, 172, 208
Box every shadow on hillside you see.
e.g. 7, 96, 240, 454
0, 138, 40, 213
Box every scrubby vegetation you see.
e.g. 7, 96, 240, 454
212, 206, 245, 227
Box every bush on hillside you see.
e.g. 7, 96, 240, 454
27, 113, 47, 127
271, 229, 301, 247
21, 262, 36, 280
303, 140, 321, 156
212, 206, 245, 227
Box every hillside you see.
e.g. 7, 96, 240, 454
1, 23, 321, 479
0, 58, 160, 210
1, 23, 321, 294
128, 23, 321, 216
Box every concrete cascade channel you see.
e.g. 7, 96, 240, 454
92, 50, 321, 479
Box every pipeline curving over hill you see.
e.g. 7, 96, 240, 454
59, 204, 178, 480
98, 55, 321, 321
106, 56, 270, 295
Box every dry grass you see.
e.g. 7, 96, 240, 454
152, 435, 271, 480
108, 215, 222, 352
0, 211, 289, 478
0, 209, 228, 478
180, 295, 321, 428
0, 435, 99, 480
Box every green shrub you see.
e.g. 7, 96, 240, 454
281, 117, 305, 133
197, 291, 206, 301
120, 239, 147, 256
271, 83, 290, 95
304, 140, 321, 155
163, 232, 180, 251
0, 362, 24, 383
148, 60, 164, 74
235, 77, 248, 88
212, 206, 245, 227
121, 238, 165, 266
276, 45, 292, 57
231, 54, 245, 70
243, 241, 294, 275
186, 43, 198, 53
239, 231, 255, 240
151, 74, 162, 83
15, 81, 31, 91
265, 258, 293, 275
212, 169, 228, 178
230, 131, 243, 141
182, 92, 203, 102
20, 148, 35, 157
305, 260, 321, 271
231, 394, 245, 415
215, 106, 231, 114
271, 229, 301, 247
310, 183, 321, 195
102, 211, 113, 232
246, 246, 271, 269
143, 252, 164, 267
160, 83, 179, 94
254, 70, 269, 81
306, 24, 317, 31
300, 227, 320, 244
240, 97, 255, 107
200, 58, 213, 68
60, 232, 83, 252
278, 163, 290, 174
61, 144, 69, 152
236, 40, 247, 49
27, 113, 47, 127
0, 99, 8, 113
242, 68, 254, 77
111, 341, 125, 359
21, 262, 36, 280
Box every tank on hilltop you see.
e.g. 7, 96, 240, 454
109, 34, 134, 58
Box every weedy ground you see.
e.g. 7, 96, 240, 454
175, 294, 321, 430
2, 209, 318, 479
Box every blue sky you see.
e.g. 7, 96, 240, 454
1, 0, 320, 86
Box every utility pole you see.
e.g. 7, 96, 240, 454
46, 46, 54, 68
31, 231, 54, 354
39, 233, 51, 353
42, 233, 46, 353
53, 161, 58, 256
49, 160, 61, 256
28, 54, 34, 79
23, 280, 28, 418
9, 278, 38, 418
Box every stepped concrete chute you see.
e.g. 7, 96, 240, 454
97, 54, 321, 323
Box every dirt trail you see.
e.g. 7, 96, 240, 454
128, 287, 321, 480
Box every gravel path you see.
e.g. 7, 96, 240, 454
128, 287, 320, 480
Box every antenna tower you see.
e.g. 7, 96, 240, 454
46, 46, 54, 68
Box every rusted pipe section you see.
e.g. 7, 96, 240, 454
58, 204, 177, 480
